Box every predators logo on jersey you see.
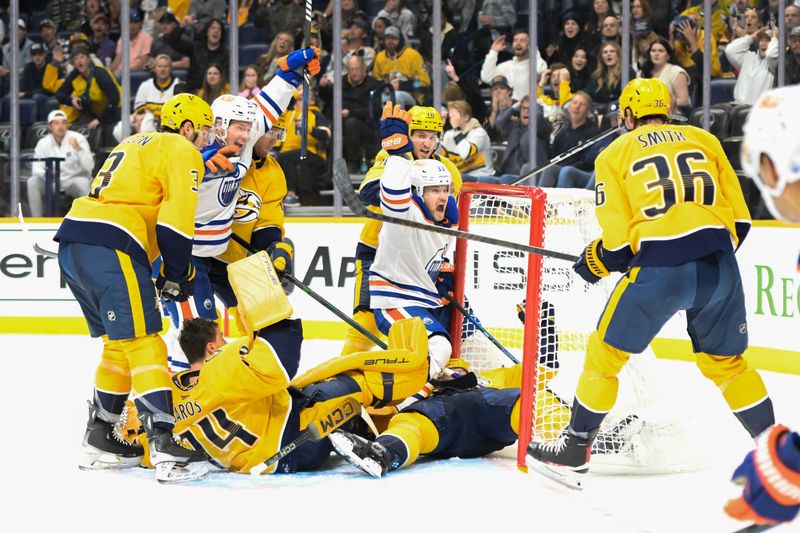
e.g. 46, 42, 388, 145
234, 188, 262, 223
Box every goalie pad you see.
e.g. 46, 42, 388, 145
292, 318, 430, 405
228, 251, 293, 337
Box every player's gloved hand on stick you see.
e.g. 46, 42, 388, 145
276, 47, 321, 87
573, 238, 610, 285
724, 424, 800, 525
156, 263, 196, 302
203, 145, 240, 173
436, 261, 455, 302
379, 101, 413, 156
268, 241, 293, 274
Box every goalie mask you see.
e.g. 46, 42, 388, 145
741, 85, 800, 219
210, 94, 258, 146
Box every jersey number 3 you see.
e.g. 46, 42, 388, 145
89, 151, 125, 199
632, 151, 717, 218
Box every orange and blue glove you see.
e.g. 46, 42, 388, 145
276, 47, 321, 87
203, 144, 240, 174
379, 101, 412, 156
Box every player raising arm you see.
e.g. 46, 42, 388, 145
54, 93, 214, 483
527, 78, 776, 487
723, 86, 800, 527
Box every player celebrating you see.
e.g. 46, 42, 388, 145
343, 105, 462, 356
527, 78, 776, 487
54, 93, 214, 483
723, 86, 800, 527
368, 102, 459, 381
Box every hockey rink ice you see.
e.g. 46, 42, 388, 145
5, 334, 798, 533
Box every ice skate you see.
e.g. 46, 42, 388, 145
139, 411, 210, 484
526, 428, 597, 490
79, 402, 144, 470
330, 430, 393, 478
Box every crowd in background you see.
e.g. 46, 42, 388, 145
1, 0, 800, 217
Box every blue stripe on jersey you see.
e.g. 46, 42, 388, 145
371, 272, 440, 298
381, 185, 411, 195
195, 218, 233, 228
168, 357, 191, 370
369, 289, 440, 306
381, 200, 409, 213
260, 91, 281, 117
194, 235, 232, 246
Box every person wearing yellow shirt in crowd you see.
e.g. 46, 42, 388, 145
371, 25, 431, 105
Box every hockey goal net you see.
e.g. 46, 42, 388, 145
450, 182, 706, 474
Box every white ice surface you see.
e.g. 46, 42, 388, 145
3, 334, 798, 533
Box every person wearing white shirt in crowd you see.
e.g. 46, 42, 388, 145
134, 54, 181, 121
28, 110, 94, 217
441, 99, 494, 179
480, 29, 546, 100
725, 26, 780, 105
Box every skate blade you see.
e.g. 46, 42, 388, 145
329, 433, 384, 478
155, 461, 210, 484
79, 449, 142, 471
526, 456, 585, 491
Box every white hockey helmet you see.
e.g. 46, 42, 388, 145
741, 86, 800, 204
211, 94, 258, 131
409, 158, 451, 196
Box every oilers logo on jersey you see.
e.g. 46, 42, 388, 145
217, 166, 247, 206
425, 244, 449, 281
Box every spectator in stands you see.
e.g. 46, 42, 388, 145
238, 65, 261, 99
679, 0, 730, 44
46, 0, 83, 32
441, 56, 486, 123
787, 26, 800, 85
322, 18, 376, 84
254, 0, 305, 45
2, 19, 33, 76
491, 95, 551, 184
184, 0, 228, 29
324, 0, 368, 34
484, 74, 515, 142
785, 5, 800, 39
110, 10, 153, 77
597, 15, 622, 48
150, 10, 192, 70
590, 41, 630, 108
726, 26, 779, 105
38, 19, 66, 66
417, 0, 476, 35
196, 63, 230, 105
480, 29, 547, 100
672, 15, 723, 107
477, 0, 516, 36
277, 87, 331, 207
641, 37, 691, 111
374, 0, 417, 40
730, 7, 762, 39
256, 31, 294, 83
79, 0, 108, 36
441, 100, 494, 180
539, 91, 598, 187
55, 46, 121, 131
371, 16, 392, 51
632, 21, 657, 75
553, 12, 589, 67
28, 109, 93, 217
20, 43, 57, 122
372, 26, 430, 102
135, 55, 180, 120
567, 46, 593, 92
420, 7, 470, 73
554, 111, 620, 190
632, 0, 654, 34
112, 105, 157, 142
319, 54, 379, 173
538, 63, 572, 114
584, 0, 615, 36
186, 18, 228, 92
88, 14, 115, 68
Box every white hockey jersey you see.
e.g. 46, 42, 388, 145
192, 76, 295, 257
369, 156, 457, 309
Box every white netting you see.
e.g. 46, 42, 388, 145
455, 186, 707, 474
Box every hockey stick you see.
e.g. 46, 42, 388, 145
229, 233, 388, 349
332, 159, 579, 262
510, 125, 622, 186
443, 293, 519, 364
299, 0, 312, 164
250, 396, 360, 475
731, 524, 776, 532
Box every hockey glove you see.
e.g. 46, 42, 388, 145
436, 261, 455, 302
276, 47, 321, 87
724, 424, 800, 525
379, 101, 413, 156
573, 238, 610, 284
156, 263, 196, 302
268, 241, 293, 274
203, 145, 240, 174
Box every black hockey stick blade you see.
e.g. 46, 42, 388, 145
731, 524, 776, 532
250, 396, 360, 475
332, 158, 579, 263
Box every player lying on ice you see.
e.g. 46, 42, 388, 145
722, 86, 800, 528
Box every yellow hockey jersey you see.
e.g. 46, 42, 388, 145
216, 155, 287, 264
171, 334, 294, 474
55, 132, 202, 280
356, 150, 463, 258
594, 124, 751, 269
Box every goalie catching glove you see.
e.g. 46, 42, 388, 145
380, 102, 413, 156
573, 238, 610, 284
156, 262, 196, 301
268, 241, 293, 274
725, 424, 800, 525
202, 144, 240, 174
276, 47, 321, 87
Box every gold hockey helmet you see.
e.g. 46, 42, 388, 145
618, 78, 670, 123
409, 106, 443, 136
161, 93, 214, 132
